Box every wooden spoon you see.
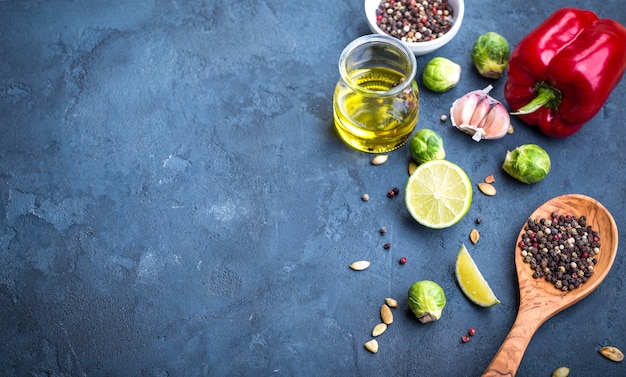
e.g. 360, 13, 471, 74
482, 194, 618, 377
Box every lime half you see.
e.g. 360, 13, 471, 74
404, 159, 472, 229
455, 244, 501, 307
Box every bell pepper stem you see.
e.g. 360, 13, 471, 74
511, 84, 561, 115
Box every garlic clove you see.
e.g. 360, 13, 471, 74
468, 96, 492, 127
450, 92, 480, 127
481, 103, 511, 140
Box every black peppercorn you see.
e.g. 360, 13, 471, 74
520, 212, 600, 291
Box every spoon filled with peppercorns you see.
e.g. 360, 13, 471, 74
483, 194, 618, 377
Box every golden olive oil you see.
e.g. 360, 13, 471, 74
334, 67, 419, 153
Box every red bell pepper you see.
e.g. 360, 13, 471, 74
504, 8, 626, 137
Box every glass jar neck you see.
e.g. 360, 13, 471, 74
338, 35, 417, 97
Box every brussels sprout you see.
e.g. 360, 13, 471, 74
422, 57, 461, 93
471, 32, 510, 79
502, 144, 551, 184
409, 129, 445, 165
408, 280, 446, 323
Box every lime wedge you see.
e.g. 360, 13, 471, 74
455, 244, 501, 307
404, 159, 472, 229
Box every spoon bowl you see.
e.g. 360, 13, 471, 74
483, 194, 618, 377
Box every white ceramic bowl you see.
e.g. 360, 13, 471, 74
364, 0, 465, 56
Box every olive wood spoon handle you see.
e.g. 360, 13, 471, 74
482, 194, 618, 377
481, 298, 553, 376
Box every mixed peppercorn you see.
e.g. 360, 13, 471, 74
387, 187, 400, 198
461, 327, 476, 343
375, 0, 454, 43
519, 212, 600, 291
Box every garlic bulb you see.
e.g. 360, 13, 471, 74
450, 85, 510, 142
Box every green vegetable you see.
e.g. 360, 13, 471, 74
502, 144, 551, 184
409, 129, 445, 165
422, 57, 461, 93
408, 280, 446, 323
471, 32, 510, 79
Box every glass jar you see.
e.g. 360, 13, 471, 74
333, 34, 420, 153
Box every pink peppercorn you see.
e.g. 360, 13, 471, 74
461, 335, 471, 343
468, 327, 476, 336
399, 257, 407, 265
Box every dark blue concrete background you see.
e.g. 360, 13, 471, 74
1, 0, 625, 376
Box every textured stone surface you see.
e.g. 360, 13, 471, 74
1, 0, 625, 376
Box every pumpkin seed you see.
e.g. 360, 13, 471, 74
470, 229, 480, 244
364, 339, 379, 353
600, 346, 624, 362
349, 260, 370, 271
484, 174, 495, 184
385, 297, 398, 308
372, 323, 387, 337
371, 154, 388, 165
551, 367, 569, 377
478, 182, 496, 196
380, 304, 393, 324
408, 161, 417, 176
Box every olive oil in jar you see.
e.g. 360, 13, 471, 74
334, 67, 419, 153
333, 35, 420, 153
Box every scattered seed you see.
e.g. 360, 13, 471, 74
600, 346, 624, 362
484, 174, 495, 184
385, 298, 398, 308
364, 339, 379, 353
440, 114, 448, 122
383, 243, 391, 249
551, 367, 570, 377
508, 124, 514, 134
371, 154, 388, 165
468, 327, 476, 336
478, 182, 496, 196
380, 226, 387, 234
470, 229, 480, 244
362, 193, 370, 201
372, 323, 388, 337
350, 260, 371, 271
461, 335, 471, 343
399, 256, 407, 264
408, 161, 417, 176
381, 304, 393, 324
475, 217, 482, 225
